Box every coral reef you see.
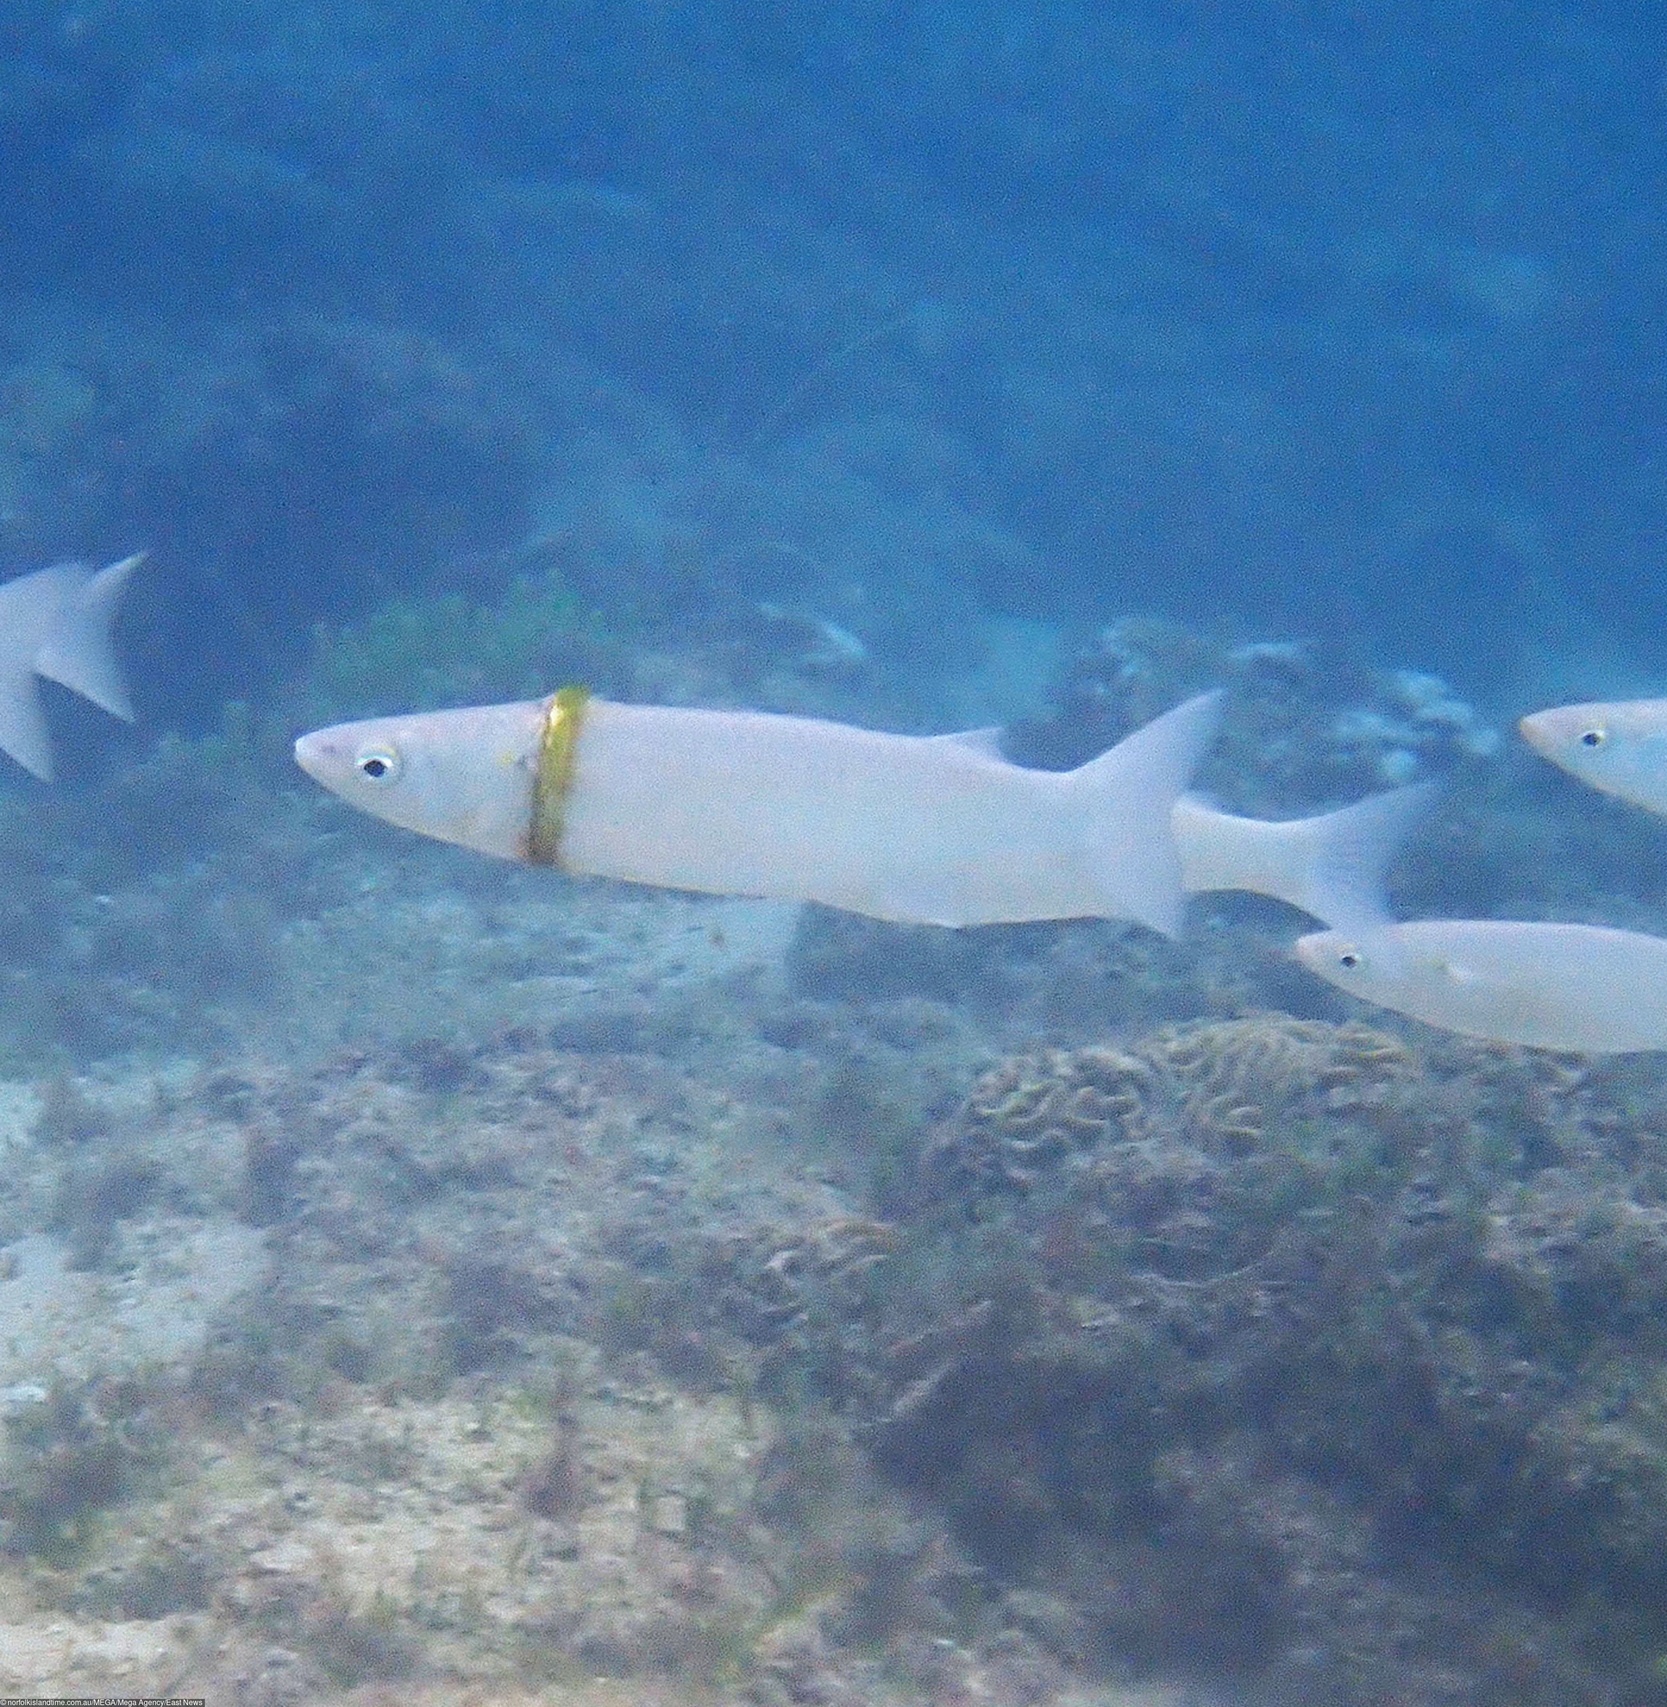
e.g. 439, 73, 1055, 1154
3, 940, 1667, 1705
930, 1015, 1412, 1197
936, 1043, 1155, 1192
837, 1022, 1667, 1703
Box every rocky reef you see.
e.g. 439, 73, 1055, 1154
3, 906, 1667, 1705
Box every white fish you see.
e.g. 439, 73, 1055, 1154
295, 688, 1423, 936
1175, 781, 1434, 941
0, 554, 144, 780
298, 690, 1218, 933
34, 553, 145, 722
1520, 697, 1667, 818
1295, 918, 1667, 1053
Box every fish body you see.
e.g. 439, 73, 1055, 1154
1520, 697, 1667, 817
561, 696, 1222, 930
0, 554, 144, 778
296, 688, 1426, 936
1296, 918, 1667, 1053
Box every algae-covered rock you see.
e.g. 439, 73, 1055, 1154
690, 1016, 1667, 1704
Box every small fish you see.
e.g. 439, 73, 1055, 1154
0, 554, 145, 779
296, 688, 1422, 936
1520, 697, 1667, 818
1295, 918, 1667, 1052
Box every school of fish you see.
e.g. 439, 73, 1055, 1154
5, 555, 1667, 1055
288, 664, 1667, 1055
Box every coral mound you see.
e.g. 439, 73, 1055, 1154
935, 1015, 1414, 1195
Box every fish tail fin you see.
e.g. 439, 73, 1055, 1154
1072, 690, 1222, 937
0, 662, 51, 781
1274, 780, 1438, 935
34, 552, 145, 721
1177, 780, 1437, 934
0, 564, 91, 779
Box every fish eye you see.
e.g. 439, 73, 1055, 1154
1337, 949, 1362, 970
355, 744, 401, 783
1580, 727, 1607, 747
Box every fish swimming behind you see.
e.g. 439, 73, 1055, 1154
1296, 918, 1667, 1053
1520, 696, 1667, 819
295, 688, 1425, 936
0, 554, 145, 779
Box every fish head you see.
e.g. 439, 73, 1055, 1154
1519, 700, 1614, 766
1519, 698, 1667, 814
295, 700, 545, 860
1294, 926, 1414, 997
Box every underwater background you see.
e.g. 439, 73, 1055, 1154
5, 1, 1667, 1702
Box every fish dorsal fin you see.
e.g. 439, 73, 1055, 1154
0, 564, 86, 779
924, 725, 1005, 760
34, 551, 144, 721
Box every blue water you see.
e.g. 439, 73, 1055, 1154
3, 0, 1664, 721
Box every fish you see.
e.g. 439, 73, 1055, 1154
0, 554, 145, 780
1175, 781, 1435, 942
1295, 918, 1667, 1053
295, 687, 1425, 937
1520, 697, 1667, 818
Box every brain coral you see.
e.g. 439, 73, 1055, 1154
931, 1015, 1414, 1196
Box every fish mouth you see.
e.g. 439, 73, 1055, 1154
293, 729, 335, 784
1516, 711, 1553, 756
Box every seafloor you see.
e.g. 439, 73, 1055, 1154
2, 622, 1667, 1707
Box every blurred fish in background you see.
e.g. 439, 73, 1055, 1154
0, 553, 143, 779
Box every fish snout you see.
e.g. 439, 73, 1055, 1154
1517, 709, 1557, 758
293, 728, 343, 785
